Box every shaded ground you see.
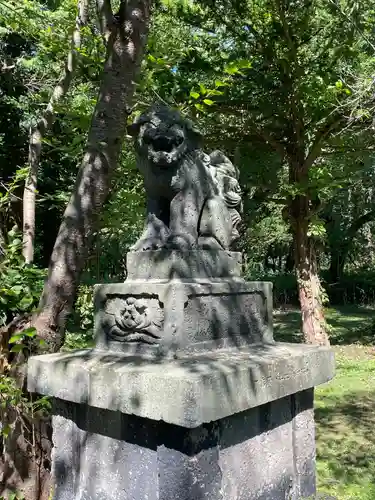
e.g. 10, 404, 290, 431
274, 305, 375, 345
274, 306, 375, 500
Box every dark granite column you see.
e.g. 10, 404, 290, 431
50, 390, 316, 500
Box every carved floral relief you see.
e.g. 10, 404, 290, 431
105, 296, 163, 344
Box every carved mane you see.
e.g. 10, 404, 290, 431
207, 150, 243, 241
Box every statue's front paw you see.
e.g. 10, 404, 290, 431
166, 233, 197, 250
130, 238, 164, 251
131, 219, 170, 251
197, 236, 224, 250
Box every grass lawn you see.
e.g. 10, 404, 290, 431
274, 306, 375, 500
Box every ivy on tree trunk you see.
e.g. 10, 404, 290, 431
292, 195, 329, 345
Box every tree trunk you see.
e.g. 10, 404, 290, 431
329, 250, 346, 282
22, 0, 89, 264
328, 210, 375, 282
34, 0, 151, 352
0, 221, 6, 261
292, 195, 330, 346
285, 241, 294, 272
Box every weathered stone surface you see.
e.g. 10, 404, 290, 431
94, 279, 273, 355
128, 105, 242, 252
28, 103, 336, 500
52, 401, 158, 500
28, 343, 334, 428
293, 389, 316, 496
219, 391, 314, 499
126, 249, 242, 280
49, 389, 317, 500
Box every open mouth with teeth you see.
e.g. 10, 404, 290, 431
141, 125, 187, 166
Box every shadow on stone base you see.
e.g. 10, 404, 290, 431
52, 389, 315, 500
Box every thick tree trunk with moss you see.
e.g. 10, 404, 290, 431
34, 0, 152, 351
291, 194, 330, 346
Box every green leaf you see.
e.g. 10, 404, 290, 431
19, 296, 34, 310
189, 91, 200, 99
1, 424, 11, 438
237, 59, 252, 69
206, 89, 223, 96
23, 327, 36, 334
10, 344, 24, 353
24, 329, 37, 338
194, 103, 205, 112
203, 99, 214, 106
9, 333, 24, 344
224, 63, 239, 75
72, 136, 82, 146
215, 80, 228, 88
199, 83, 207, 95
224, 59, 252, 75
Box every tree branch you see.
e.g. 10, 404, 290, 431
22, 0, 89, 264
275, 0, 296, 58
275, 0, 306, 157
346, 210, 375, 240
304, 116, 343, 171
254, 127, 287, 160
96, 0, 114, 43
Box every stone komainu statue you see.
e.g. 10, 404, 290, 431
128, 105, 242, 251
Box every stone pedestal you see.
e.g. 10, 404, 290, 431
48, 389, 315, 500
94, 250, 273, 356
27, 250, 335, 499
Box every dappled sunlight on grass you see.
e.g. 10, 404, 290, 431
274, 305, 375, 345
274, 307, 375, 498
315, 353, 375, 499
273, 309, 302, 342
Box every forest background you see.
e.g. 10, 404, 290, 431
1, 0, 375, 498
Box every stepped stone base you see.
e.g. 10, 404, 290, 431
28, 344, 333, 427
28, 344, 334, 500
94, 279, 273, 356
